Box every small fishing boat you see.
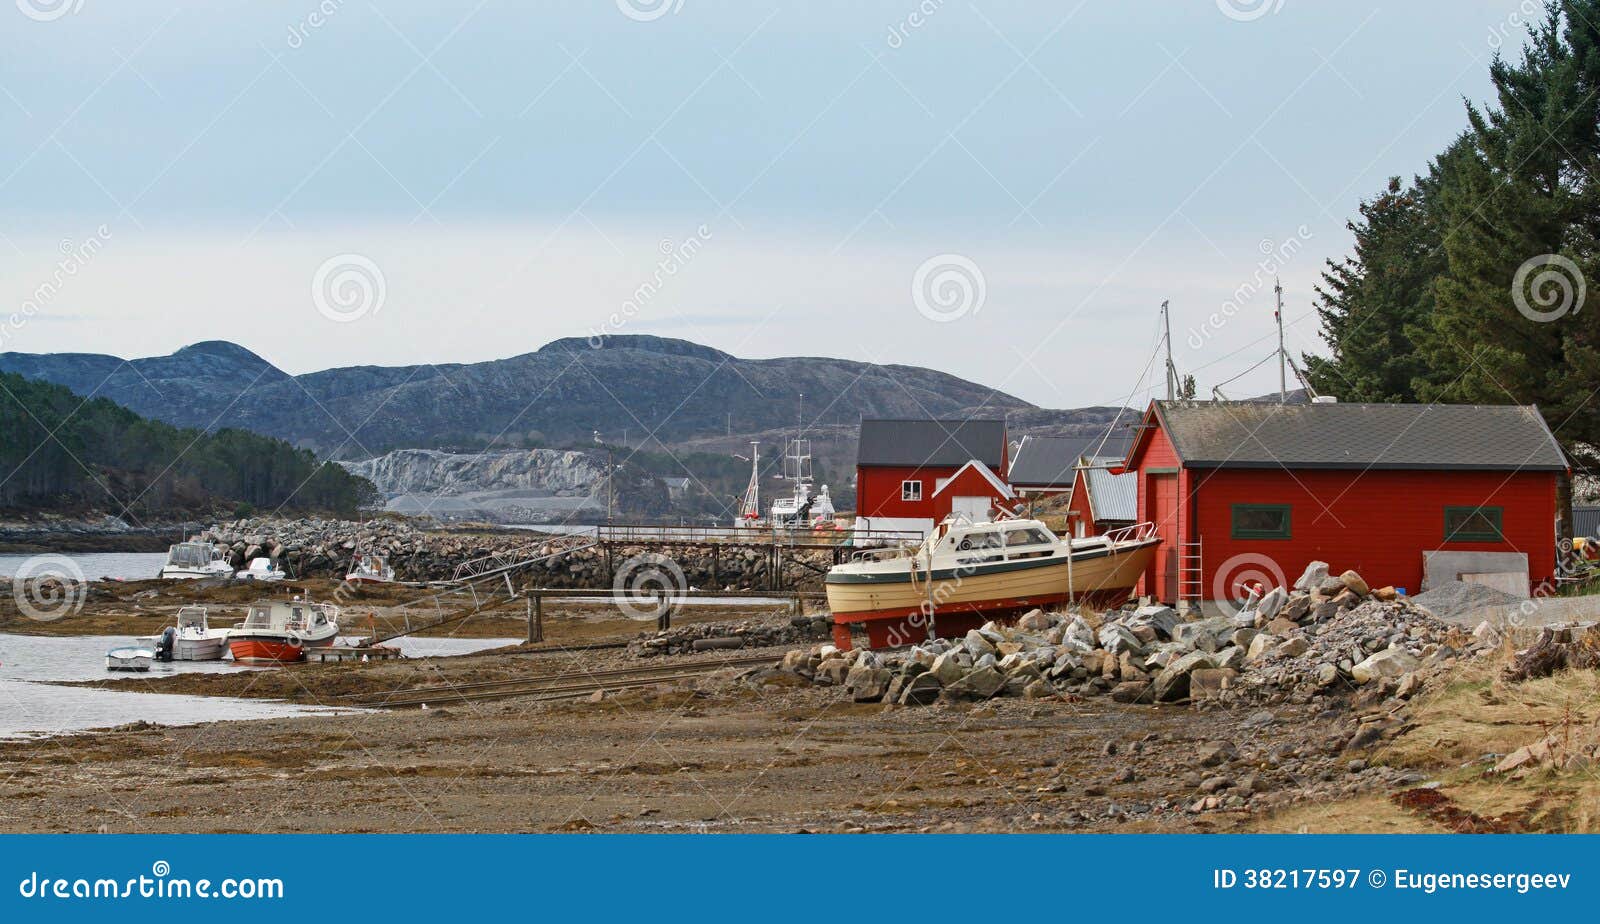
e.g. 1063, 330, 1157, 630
825, 515, 1160, 649
139, 606, 230, 662
159, 541, 234, 580
344, 552, 395, 585
105, 646, 155, 672
227, 597, 340, 663
237, 556, 286, 582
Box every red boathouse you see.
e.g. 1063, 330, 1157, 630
1120, 400, 1567, 606
854, 418, 1010, 535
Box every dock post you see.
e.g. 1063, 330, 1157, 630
656, 588, 672, 632
527, 591, 544, 644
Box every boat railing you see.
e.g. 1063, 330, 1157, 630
1102, 521, 1158, 546
848, 545, 919, 563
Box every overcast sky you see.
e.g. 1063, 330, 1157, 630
0, 0, 1533, 409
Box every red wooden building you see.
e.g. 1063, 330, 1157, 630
1010, 435, 1137, 537
1120, 400, 1566, 605
854, 418, 1010, 534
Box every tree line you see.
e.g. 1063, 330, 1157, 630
1307, 1, 1600, 472
0, 371, 378, 518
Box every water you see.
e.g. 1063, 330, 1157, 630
0, 552, 168, 582
0, 633, 515, 739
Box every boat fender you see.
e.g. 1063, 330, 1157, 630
155, 626, 177, 662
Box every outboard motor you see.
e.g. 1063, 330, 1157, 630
154, 626, 177, 662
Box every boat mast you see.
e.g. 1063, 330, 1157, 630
1161, 300, 1179, 401
739, 441, 761, 520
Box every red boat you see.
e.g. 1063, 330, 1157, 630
228, 598, 340, 663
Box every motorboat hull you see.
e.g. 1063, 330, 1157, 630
826, 539, 1158, 649
106, 648, 154, 672
174, 634, 229, 661
159, 566, 233, 580
228, 631, 336, 664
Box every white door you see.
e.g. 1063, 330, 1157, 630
951, 496, 992, 522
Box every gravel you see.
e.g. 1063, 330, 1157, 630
1409, 580, 1521, 620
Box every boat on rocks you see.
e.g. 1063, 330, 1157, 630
344, 552, 395, 585
237, 557, 286, 582
159, 541, 234, 580
227, 597, 340, 663
825, 515, 1160, 649
105, 645, 155, 672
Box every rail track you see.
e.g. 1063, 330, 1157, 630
345, 653, 782, 709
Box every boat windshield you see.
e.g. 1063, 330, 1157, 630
166, 542, 213, 568
1003, 526, 1055, 547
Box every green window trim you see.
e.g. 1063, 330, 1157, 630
1444, 505, 1504, 543
1231, 503, 1292, 540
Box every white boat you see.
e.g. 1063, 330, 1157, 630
344, 552, 395, 584
159, 541, 234, 580
237, 557, 286, 582
825, 515, 1160, 649
105, 646, 155, 672
228, 597, 340, 663
139, 606, 230, 661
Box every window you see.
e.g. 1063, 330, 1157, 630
1003, 527, 1054, 548
901, 480, 922, 501
1231, 504, 1291, 540
1444, 505, 1503, 542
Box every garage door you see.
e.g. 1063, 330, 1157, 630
950, 496, 992, 522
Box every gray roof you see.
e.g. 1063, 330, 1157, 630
857, 418, 1005, 468
1009, 434, 1134, 487
1576, 506, 1600, 539
1082, 456, 1138, 522
1153, 401, 1567, 471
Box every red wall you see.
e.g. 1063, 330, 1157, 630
1131, 423, 1186, 598
856, 464, 961, 518
1066, 470, 1097, 536
930, 464, 1014, 521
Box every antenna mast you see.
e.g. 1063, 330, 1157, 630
1161, 300, 1179, 400
1274, 277, 1286, 404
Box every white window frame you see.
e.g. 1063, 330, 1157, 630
901, 480, 923, 502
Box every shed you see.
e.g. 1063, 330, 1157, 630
854, 418, 1008, 532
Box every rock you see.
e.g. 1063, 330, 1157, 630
930, 651, 967, 685
1339, 570, 1370, 596
947, 665, 1005, 699
845, 664, 893, 702
1196, 742, 1236, 767
897, 672, 943, 706
1311, 601, 1339, 622
1110, 680, 1151, 703
1314, 663, 1339, 686
1372, 585, 1398, 602
1199, 776, 1232, 793
1189, 667, 1239, 704
1257, 586, 1288, 619
962, 630, 996, 657
1246, 633, 1278, 660
1331, 589, 1361, 610
814, 658, 851, 685
1098, 624, 1145, 656
1023, 679, 1056, 700
1294, 561, 1329, 592
1152, 650, 1217, 701
1351, 647, 1420, 684
1316, 575, 1347, 596
1230, 628, 1258, 650
1266, 617, 1299, 636
1395, 671, 1423, 699
1211, 646, 1245, 671
1282, 595, 1312, 622
1275, 637, 1310, 658
1128, 605, 1179, 639
1016, 608, 1052, 631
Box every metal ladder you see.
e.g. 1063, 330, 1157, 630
1177, 537, 1204, 611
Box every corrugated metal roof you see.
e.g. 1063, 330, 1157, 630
1155, 401, 1567, 471
1008, 434, 1134, 486
1576, 506, 1600, 539
1083, 455, 1137, 522
856, 418, 1005, 468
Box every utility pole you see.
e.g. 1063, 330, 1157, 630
1274, 277, 1287, 404
1161, 300, 1179, 401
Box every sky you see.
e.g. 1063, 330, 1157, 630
0, 0, 1540, 411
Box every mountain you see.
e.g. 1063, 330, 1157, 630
0, 335, 1037, 458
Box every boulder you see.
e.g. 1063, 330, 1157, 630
1339, 570, 1370, 596
947, 665, 1005, 699
1282, 595, 1312, 622
1293, 561, 1329, 592
1246, 633, 1278, 660
897, 672, 943, 706
814, 658, 851, 685
1314, 662, 1339, 686
929, 651, 967, 685
1128, 605, 1179, 639
1257, 586, 1288, 619
1350, 647, 1421, 684
1189, 667, 1239, 704
845, 664, 893, 702
1110, 680, 1152, 703
1212, 645, 1246, 670
1098, 623, 1145, 656
1152, 650, 1217, 701
1275, 637, 1310, 658
1016, 608, 1053, 631
1316, 576, 1348, 596
1372, 585, 1398, 602
962, 630, 996, 657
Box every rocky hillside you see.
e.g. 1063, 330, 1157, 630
337, 448, 611, 522
1, 335, 1037, 456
